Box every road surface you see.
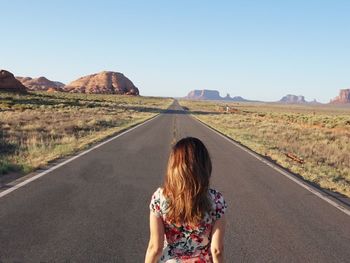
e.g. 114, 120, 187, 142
1, 101, 350, 262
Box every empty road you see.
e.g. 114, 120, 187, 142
1, 101, 350, 262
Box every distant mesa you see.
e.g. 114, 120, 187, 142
185, 89, 249, 102
16, 76, 65, 92
278, 94, 320, 104
64, 71, 139, 95
0, 70, 27, 93
330, 89, 350, 104
279, 94, 307, 104
229, 95, 249, 102
186, 90, 221, 100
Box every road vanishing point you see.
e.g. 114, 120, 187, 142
1, 101, 350, 262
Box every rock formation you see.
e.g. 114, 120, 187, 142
64, 71, 139, 95
0, 70, 27, 93
16, 76, 64, 91
185, 90, 248, 102
279, 94, 307, 104
278, 94, 323, 104
185, 90, 222, 100
330, 89, 350, 104
230, 96, 248, 102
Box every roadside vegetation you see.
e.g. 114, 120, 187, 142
0, 92, 172, 176
180, 100, 350, 197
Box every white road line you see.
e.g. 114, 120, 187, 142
0, 114, 161, 199
191, 115, 350, 217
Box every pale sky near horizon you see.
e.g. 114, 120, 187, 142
1, 0, 350, 102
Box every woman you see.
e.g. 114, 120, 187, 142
145, 137, 227, 263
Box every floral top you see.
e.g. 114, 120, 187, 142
149, 187, 227, 263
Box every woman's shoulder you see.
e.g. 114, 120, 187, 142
208, 188, 228, 219
152, 187, 165, 198
152, 186, 162, 194
150, 187, 166, 203
149, 187, 167, 217
208, 188, 224, 199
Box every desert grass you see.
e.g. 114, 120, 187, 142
0, 92, 172, 176
180, 100, 350, 197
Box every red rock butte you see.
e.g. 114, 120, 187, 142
0, 70, 27, 93
64, 71, 139, 95
330, 89, 350, 104
16, 76, 64, 91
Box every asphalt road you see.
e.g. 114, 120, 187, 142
0, 100, 350, 262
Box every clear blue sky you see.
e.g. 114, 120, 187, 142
2, 0, 350, 102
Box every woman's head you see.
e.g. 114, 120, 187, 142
163, 137, 212, 226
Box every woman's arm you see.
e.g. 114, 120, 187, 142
145, 212, 165, 263
210, 215, 226, 263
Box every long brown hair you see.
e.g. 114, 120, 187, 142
163, 137, 212, 226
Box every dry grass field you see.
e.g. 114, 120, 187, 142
180, 99, 350, 198
0, 92, 172, 176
